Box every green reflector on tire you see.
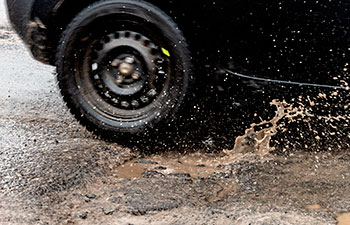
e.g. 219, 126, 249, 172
161, 48, 170, 57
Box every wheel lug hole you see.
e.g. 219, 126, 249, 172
131, 100, 139, 107
121, 101, 130, 108
143, 40, 150, 47
150, 48, 158, 55
140, 96, 149, 103
124, 31, 131, 38
155, 58, 164, 65
134, 34, 141, 40
104, 36, 110, 43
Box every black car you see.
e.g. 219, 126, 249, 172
6, 0, 350, 139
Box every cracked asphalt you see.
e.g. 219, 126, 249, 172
1, 3, 350, 224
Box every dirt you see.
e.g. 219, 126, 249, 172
1, 13, 350, 225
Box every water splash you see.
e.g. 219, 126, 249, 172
224, 89, 350, 155
224, 100, 291, 155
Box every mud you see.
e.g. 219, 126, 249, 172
115, 152, 261, 179
338, 213, 350, 225
1, 9, 350, 225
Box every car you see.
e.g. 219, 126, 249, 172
6, 0, 349, 140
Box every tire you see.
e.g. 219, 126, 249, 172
56, 0, 192, 140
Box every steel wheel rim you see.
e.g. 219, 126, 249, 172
78, 30, 172, 121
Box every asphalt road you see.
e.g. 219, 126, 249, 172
1, 4, 350, 225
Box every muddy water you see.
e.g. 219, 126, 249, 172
225, 99, 291, 154
114, 152, 273, 179
337, 213, 350, 225
115, 152, 228, 178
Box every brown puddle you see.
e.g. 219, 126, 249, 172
114, 153, 225, 178
305, 204, 321, 210
337, 213, 350, 225
114, 152, 269, 179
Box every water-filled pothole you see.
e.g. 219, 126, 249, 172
114, 152, 269, 179
337, 213, 350, 225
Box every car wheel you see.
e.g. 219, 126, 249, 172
56, 0, 192, 140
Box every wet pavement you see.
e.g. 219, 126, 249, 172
1, 10, 350, 225
0, 1, 8, 28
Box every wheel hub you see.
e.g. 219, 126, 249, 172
118, 62, 134, 77
89, 30, 169, 110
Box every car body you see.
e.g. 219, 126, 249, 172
7, 0, 349, 82
5, 0, 350, 139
